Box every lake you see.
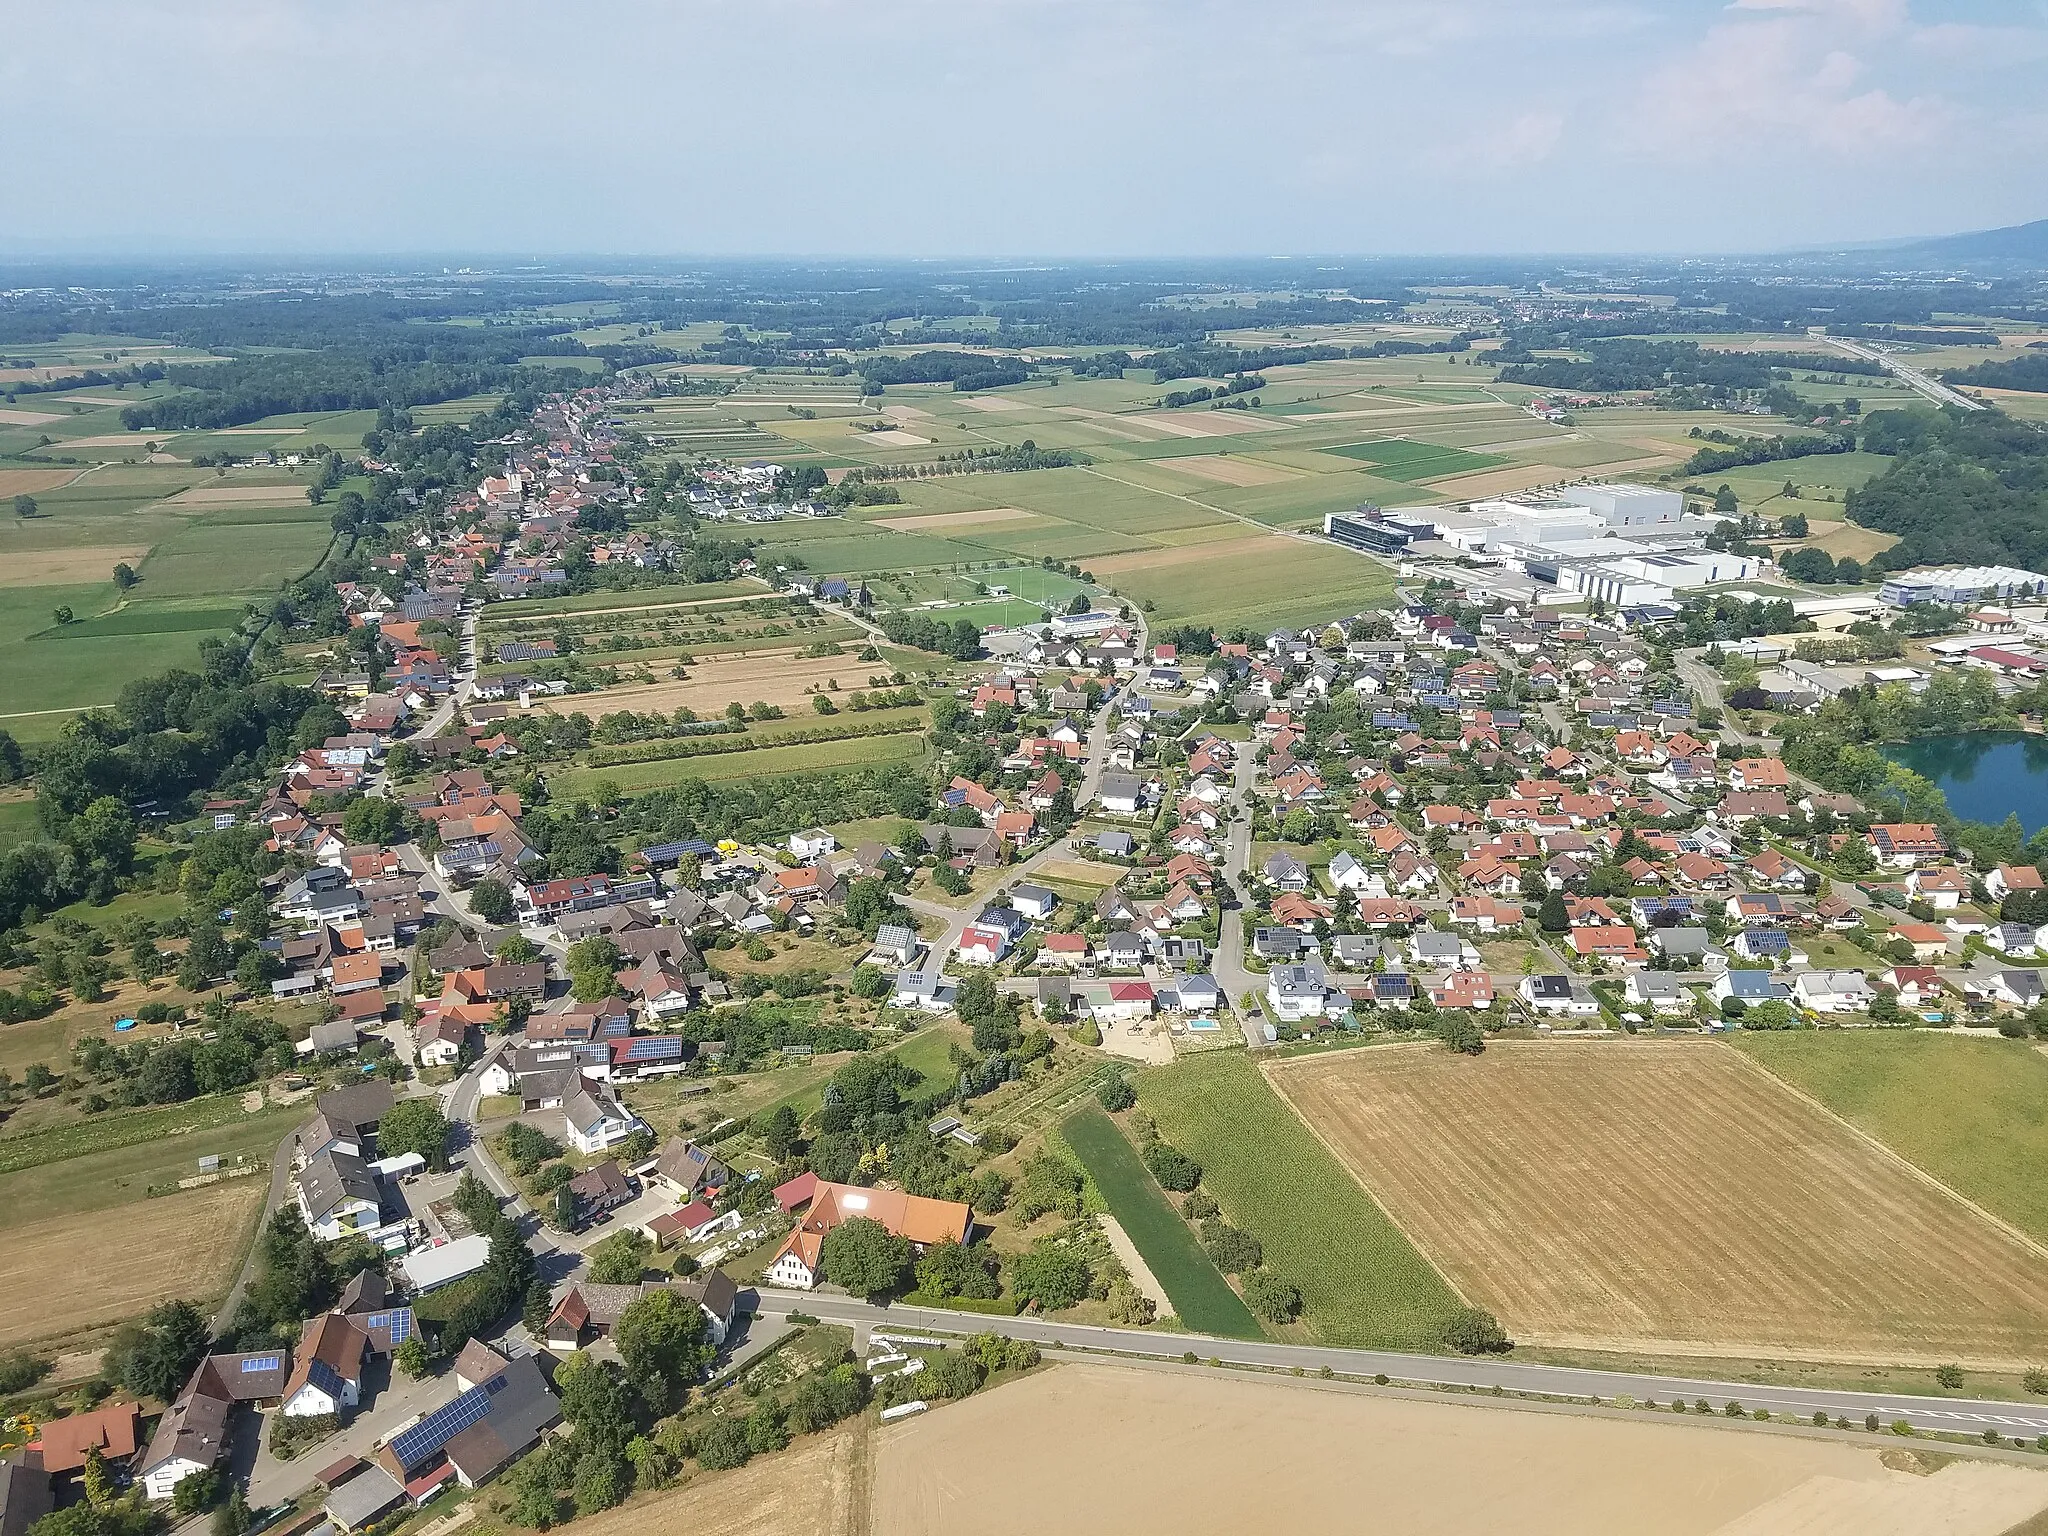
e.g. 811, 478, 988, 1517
1881, 732, 2048, 835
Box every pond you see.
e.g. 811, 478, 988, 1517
1881, 732, 2048, 836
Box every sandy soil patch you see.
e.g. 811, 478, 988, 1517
0, 408, 67, 427
875, 1365, 2048, 1536
0, 467, 82, 496
858, 429, 932, 447
542, 648, 863, 717
881, 404, 934, 423
871, 506, 1041, 532
0, 1181, 263, 1347
1096, 1217, 1173, 1316
208, 426, 307, 436
1268, 1041, 2048, 1367
666, 363, 758, 376
0, 545, 153, 587
1155, 454, 1299, 487
1089, 534, 1280, 577
574, 1422, 861, 1536
1045, 406, 1183, 441
50, 433, 165, 448
167, 484, 308, 505
1152, 410, 1297, 435
1097, 1019, 1176, 1065
959, 395, 1032, 412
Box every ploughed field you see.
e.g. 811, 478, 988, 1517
1267, 1040, 2048, 1368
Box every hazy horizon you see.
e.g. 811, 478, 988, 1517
8, 0, 2048, 259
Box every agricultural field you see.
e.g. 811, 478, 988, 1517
537, 648, 904, 719
1735, 1032, 2048, 1247
1059, 1104, 1261, 1338
1268, 1040, 2048, 1367
873, 1365, 2048, 1536
0, 1178, 266, 1348
563, 1420, 866, 1536
1135, 1051, 1461, 1351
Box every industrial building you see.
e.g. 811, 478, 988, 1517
1878, 566, 2048, 608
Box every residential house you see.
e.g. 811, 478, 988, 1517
765, 1182, 973, 1290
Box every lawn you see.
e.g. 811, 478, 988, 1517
1735, 1031, 2048, 1247
0, 1099, 301, 1224
1059, 1103, 1263, 1339
0, 798, 39, 851
1136, 1051, 1462, 1351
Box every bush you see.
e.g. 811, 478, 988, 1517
1181, 1191, 1218, 1221
1096, 1075, 1136, 1112
1442, 1307, 1512, 1355
0, 1351, 51, 1394
1241, 1268, 1301, 1323
694, 1417, 752, 1470
2023, 1368, 2048, 1396
1009, 1244, 1093, 1312
1141, 1141, 1201, 1192
1199, 1219, 1261, 1274
1934, 1363, 1965, 1390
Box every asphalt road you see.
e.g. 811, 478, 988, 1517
1820, 333, 1985, 413
754, 1289, 2048, 1437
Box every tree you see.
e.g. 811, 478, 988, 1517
1141, 1141, 1201, 1191
469, 877, 515, 924
567, 935, 622, 1003
172, 1469, 221, 1515
211, 1491, 251, 1536
112, 563, 138, 591
1778, 512, 1808, 538
51, 606, 73, 625
850, 962, 890, 1000
1009, 1244, 1091, 1311
394, 1335, 430, 1379
613, 1288, 710, 1414
341, 795, 406, 845
495, 933, 541, 964
1241, 1268, 1302, 1323
914, 1239, 1001, 1300
586, 1230, 652, 1285
108, 1298, 209, 1401
1537, 890, 1569, 932
1443, 1306, 1512, 1355
377, 1099, 451, 1169
81, 1448, 114, 1511
818, 1215, 912, 1300
14, 494, 37, 519
68, 796, 138, 884
1435, 1012, 1485, 1055
754, 1103, 802, 1161
1096, 1074, 1136, 1112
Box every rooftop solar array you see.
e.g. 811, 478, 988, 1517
242, 1355, 281, 1373
367, 1309, 415, 1345
387, 1372, 507, 1467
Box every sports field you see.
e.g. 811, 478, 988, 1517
1059, 1104, 1261, 1338
1268, 1040, 2048, 1367
1135, 1051, 1461, 1350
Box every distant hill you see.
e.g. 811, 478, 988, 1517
1892, 217, 2048, 260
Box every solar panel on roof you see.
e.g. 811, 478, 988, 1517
387, 1381, 494, 1467
367, 1309, 415, 1345
242, 1355, 281, 1373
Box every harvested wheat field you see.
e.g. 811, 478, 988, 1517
875, 1365, 2048, 1536
573, 1421, 864, 1536
871, 506, 1041, 532
0, 409, 68, 427
1267, 1041, 2048, 1367
959, 395, 1030, 412
1157, 454, 1299, 486
1420, 462, 1576, 497
0, 545, 154, 587
539, 648, 859, 717
0, 467, 82, 496
857, 429, 930, 447
0, 1180, 264, 1346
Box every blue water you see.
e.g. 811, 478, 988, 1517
1881, 732, 2048, 835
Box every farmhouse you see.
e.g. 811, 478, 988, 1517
765, 1182, 973, 1290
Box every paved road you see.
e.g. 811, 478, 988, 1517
1213, 742, 1263, 1048
753, 1289, 2048, 1436
1820, 332, 1985, 413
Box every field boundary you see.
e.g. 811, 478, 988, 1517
1730, 1041, 2048, 1269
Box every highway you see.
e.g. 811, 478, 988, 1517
753, 1289, 2048, 1438
1820, 333, 1985, 412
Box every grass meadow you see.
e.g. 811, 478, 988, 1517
1735, 1031, 2048, 1247
1135, 1051, 1462, 1351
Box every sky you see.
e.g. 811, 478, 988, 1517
6, 0, 2047, 257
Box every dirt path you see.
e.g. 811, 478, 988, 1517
1097, 1215, 1174, 1317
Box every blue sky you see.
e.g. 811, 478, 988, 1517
5, 0, 2046, 256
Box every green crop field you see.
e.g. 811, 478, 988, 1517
1135, 1051, 1462, 1351
551, 730, 924, 797
0, 798, 39, 850
1099, 539, 1396, 635
1735, 1032, 2048, 1247
1323, 439, 1506, 481
1059, 1103, 1263, 1338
